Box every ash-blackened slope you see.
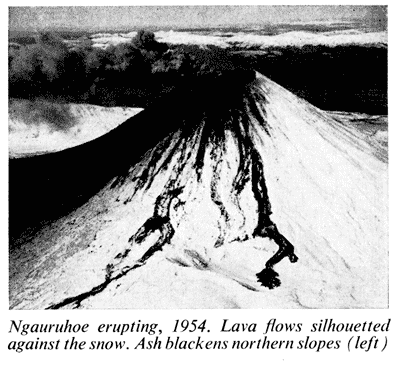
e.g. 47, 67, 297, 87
8, 71, 277, 242
9, 71, 388, 309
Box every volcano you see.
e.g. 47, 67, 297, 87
9, 70, 388, 309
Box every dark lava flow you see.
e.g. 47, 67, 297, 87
122, 70, 298, 289
11, 70, 298, 305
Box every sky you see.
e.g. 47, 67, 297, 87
9, 5, 387, 32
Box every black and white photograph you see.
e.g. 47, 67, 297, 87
8, 5, 389, 310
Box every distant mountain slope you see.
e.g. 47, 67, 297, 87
9, 100, 142, 157
86, 29, 387, 49
9, 70, 388, 309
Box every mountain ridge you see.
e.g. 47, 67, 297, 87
9, 70, 388, 309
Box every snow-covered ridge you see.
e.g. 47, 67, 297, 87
88, 29, 387, 49
9, 101, 143, 157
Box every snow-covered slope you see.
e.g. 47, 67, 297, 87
9, 71, 388, 309
9, 101, 143, 157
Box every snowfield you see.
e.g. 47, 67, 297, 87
9, 72, 388, 309
87, 29, 387, 49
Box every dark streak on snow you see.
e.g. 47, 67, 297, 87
46, 242, 163, 309
47, 183, 182, 309
129, 70, 299, 289
210, 144, 230, 248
